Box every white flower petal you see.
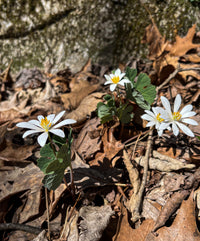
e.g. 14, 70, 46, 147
47, 114, 55, 123
181, 118, 198, 126
172, 122, 179, 136
29, 119, 42, 128
104, 79, 112, 85
23, 130, 42, 138
53, 119, 76, 129
155, 122, 161, 129
159, 122, 171, 130
16, 122, 41, 130
119, 78, 131, 86
180, 104, 193, 115
181, 111, 196, 118
37, 132, 48, 147
146, 121, 156, 127
110, 84, 117, 91
37, 115, 44, 122
52, 111, 65, 125
161, 96, 172, 115
176, 122, 195, 137
144, 110, 156, 118
152, 107, 158, 115
141, 114, 154, 121
156, 107, 167, 115
104, 74, 111, 81
115, 68, 121, 76
49, 129, 65, 138
158, 129, 163, 136
174, 94, 181, 112
119, 73, 125, 79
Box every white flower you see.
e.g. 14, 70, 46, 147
160, 94, 198, 137
16, 111, 76, 147
104, 68, 131, 91
141, 107, 167, 136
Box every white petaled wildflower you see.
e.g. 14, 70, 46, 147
104, 68, 131, 91
159, 94, 198, 137
16, 111, 76, 147
141, 107, 167, 136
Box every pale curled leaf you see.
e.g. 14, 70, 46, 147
134, 156, 195, 172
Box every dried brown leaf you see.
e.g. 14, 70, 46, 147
146, 191, 200, 241
66, 92, 104, 123
61, 81, 99, 110
73, 117, 102, 160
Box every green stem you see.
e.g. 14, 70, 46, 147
47, 132, 56, 157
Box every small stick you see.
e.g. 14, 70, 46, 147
156, 66, 200, 92
123, 129, 150, 146
131, 129, 153, 223
45, 188, 50, 240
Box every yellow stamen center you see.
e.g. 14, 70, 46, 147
40, 117, 52, 132
173, 112, 182, 121
111, 76, 120, 84
156, 113, 164, 123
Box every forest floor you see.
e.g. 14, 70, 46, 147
0, 23, 200, 241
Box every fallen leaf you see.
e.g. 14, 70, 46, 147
146, 191, 200, 241
115, 205, 154, 241
66, 92, 104, 123
0, 163, 44, 223
73, 117, 102, 160
0, 141, 36, 165
61, 81, 99, 110
78, 205, 114, 241
89, 126, 124, 169
143, 23, 200, 83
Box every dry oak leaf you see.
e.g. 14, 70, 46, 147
142, 23, 170, 60
146, 191, 200, 241
144, 23, 200, 82
168, 24, 200, 56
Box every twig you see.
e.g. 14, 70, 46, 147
156, 67, 180, 92
45, 188, 50, 240
123, 129, 150, 146
156, 66, 200, 92
125, 129, 153, 223
0, 223, 42, 235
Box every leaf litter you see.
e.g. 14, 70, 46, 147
0, 22, 200, 241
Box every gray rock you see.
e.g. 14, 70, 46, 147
0, 0, 199, 74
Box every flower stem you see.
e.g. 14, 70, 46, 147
47, 132, 56, 157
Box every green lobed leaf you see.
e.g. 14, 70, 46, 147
125, 67, 137, 83
118, 104, 134, 124
52, 135, 66, 147
40, 143, 55, 159
42, 169, 65, 190
135, 73, 156, 105
97, 103, 115, 123
103, 94, 112, 101
132, 90, 151, 110
37, 156, 55, 173
37, 143, 55, 173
